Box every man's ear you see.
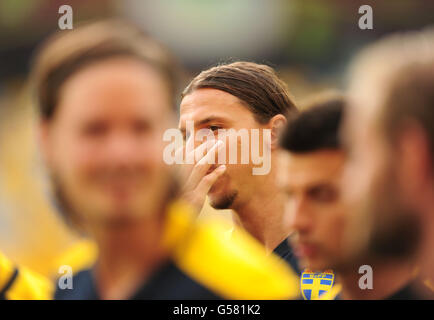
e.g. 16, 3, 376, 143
397, 121, 433, 206
37, 120, 53, 166
268, 114, 287, 150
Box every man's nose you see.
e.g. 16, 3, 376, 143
105, 132, 140, 164
288, 196, 312, 234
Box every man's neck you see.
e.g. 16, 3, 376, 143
337, 259, 416, 300
234, 165, 290, 252
420, 205, 434, 283
90, 213, 168, 300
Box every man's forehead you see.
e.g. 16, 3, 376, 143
348, 77, 389, 125
179, 89, 247, 124
280, 151, 345, 185
178, 106, 229, 124
342, 99, 384, 152
349, 98, 378, 122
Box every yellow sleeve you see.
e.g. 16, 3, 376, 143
51, 239, 97, 277
165, 201, 300, 300
0, 251, 54, 300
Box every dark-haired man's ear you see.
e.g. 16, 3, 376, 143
269, 114, 287, 150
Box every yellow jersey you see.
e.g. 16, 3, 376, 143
0, 251, 53, 300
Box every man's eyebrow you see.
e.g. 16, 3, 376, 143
197, 116, 228, 126
179, 116, 229, 132
307, 182, 333, 190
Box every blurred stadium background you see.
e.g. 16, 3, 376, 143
0, 0, 433, 278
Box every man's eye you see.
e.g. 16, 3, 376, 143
209, 125, 221, 132
133, 120, 151, 134
82, 123, 108, 137
309, 187, 337, 203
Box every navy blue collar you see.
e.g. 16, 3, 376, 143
273, 238, 302, 276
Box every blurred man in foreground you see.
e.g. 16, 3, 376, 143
279, 95, 420, 299
178, 62, 301, 273
342, 28, 434, 298
31, 20, 298, 300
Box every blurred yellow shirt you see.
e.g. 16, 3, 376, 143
0, 251, 53, 299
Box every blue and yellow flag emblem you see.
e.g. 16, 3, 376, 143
301, 269, 334, 300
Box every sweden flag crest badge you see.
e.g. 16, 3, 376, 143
301, 269, 334, 300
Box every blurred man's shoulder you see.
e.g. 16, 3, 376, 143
167, 201, 300, 299
0, 251, 53, 300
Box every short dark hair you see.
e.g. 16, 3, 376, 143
31, 19, 181, 120
182, 61, 298, 123
279, 95, 344, 153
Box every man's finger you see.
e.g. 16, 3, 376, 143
185, 141, 225, 188
185, 139, 215, 164
195, 164, 227, 196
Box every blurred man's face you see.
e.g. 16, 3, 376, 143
278, 150, 347, 271
179, 88, 270, 209
40, 58, 174, 226
341, 97, 420, 261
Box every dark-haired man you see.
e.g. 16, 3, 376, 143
279, 95, 420, 299
178, 62, 301, 274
